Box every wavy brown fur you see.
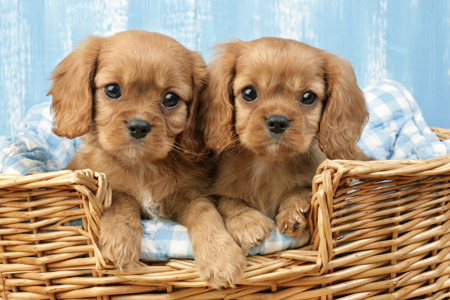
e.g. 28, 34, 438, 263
201, 37, 369, 257
48, 30, 246, 289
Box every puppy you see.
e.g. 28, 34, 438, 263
200, 38, 369, 252
48, 30, 246, 288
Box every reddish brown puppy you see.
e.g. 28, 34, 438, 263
201, 38, 369, 253
49, 30, 246, 288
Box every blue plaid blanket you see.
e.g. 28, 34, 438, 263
359, 80, 450, 159
1, 79, 449, 260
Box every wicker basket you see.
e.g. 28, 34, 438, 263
1, 128, 449, 300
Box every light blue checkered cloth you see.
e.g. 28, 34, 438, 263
1, 79, 449, 260
0, 102, 82, 174
140, 220, 301, 260
358, 79, 450, 159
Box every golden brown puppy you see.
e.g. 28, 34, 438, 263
200, 38, 369, 252
49, 30, 246, 288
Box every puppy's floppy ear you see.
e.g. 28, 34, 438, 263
199, 41, 243, 152
48, 36, 103, 139
176, 50, 208, 161
318, 52, 369, 160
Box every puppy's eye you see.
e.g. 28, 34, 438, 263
163, 93, 180, 108
241, 87, 258, 102
104, 84, 121, 99
300, 92, 317, 106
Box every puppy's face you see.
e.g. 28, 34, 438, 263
93, 33, 194, 161
201, 38, 368, 160
232, 41, 326, 159
50, 31, 207, 163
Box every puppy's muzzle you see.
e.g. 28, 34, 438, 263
265, 115, 289, 134
127, 119, 151, 139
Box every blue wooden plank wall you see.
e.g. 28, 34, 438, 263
1, 0, 449, 136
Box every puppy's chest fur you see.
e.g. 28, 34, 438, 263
71, 145, 209, 221
140, 191, 160, 220
213, 148, 324, 218
120, 167, 198, 221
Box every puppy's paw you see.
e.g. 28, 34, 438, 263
195, 231, 247, 289
100, 213, 143, 269
225, 209, 275, 252
276, 198, 310, 244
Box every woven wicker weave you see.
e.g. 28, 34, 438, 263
430, 127, 450, 142
0, 128, 449, 299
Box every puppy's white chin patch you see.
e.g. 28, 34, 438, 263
142, 192, 161, 220
267, 143, 281, 155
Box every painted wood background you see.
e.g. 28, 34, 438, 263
1, 0, 449, 136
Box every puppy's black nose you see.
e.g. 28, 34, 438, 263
266, 115, 290, 134
127, 119, 151, 139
